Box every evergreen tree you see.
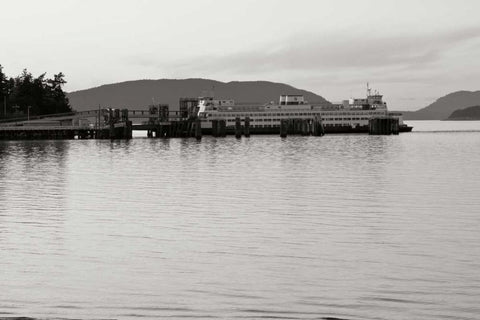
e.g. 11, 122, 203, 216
0, 65, 7, 116
0, 66, 72, 118
46, 72, 71, 114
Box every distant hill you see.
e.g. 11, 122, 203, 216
447, 105, 480, 120
67, 79, 331, 111
404, 90, 480, 120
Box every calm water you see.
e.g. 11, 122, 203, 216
1, 121, 480, 320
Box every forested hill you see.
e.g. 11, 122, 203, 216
404, 90, 480, 120
67, 79, 331, 111
447, 105, 480, 120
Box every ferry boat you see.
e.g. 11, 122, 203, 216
196, 85, 413, 134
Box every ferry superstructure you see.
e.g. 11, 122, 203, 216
196, 86, 412, 134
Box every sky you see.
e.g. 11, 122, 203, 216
1, 0, 480, 110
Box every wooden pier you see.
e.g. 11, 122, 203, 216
0, 108, 133, 140
0, 103, 327, 140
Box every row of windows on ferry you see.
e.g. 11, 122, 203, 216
205, 111, 385, 117
217, 117, 372, 122
224, 123, 363, 128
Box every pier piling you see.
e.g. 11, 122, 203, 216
301, 119, 309, 136
369, 117, 399, 135
280, 119, 288, 138
194, 118, 202, 140
235, 117, 242, 139
312, 116, 325, 136
212, 120, 219, 137
244, 117, 250, 137
219, 120, 227, 137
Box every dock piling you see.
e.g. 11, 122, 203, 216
219, 120, 227, 137
244, 117, 250, 137
212, 120, 218, 137
369, 117, 399, 135
194, 118, 202, 140
235, 117, 242, 139
280, 119, 288, 138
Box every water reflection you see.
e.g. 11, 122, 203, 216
0, 141, 69, 212
0, 141, 70, 317
1, 126, 480, 319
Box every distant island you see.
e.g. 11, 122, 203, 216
447, 105, 480, 120
403, 90, 480, 120
67, 79, 331, 112
69, 79, 480, 120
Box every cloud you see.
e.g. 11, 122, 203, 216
149, 25, 480, 77
119, 25, 480, 110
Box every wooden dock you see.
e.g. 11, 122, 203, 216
0, 108, 133, 140
0, 104, 326, 140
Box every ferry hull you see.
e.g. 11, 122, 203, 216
200, 124, 412, 135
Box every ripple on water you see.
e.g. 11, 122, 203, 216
1, 125, 480, 319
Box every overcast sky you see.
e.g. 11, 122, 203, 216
1, 0, 479, 110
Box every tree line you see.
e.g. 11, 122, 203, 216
0, 64, 72, 119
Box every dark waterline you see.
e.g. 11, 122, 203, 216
1, 121, 480, 319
